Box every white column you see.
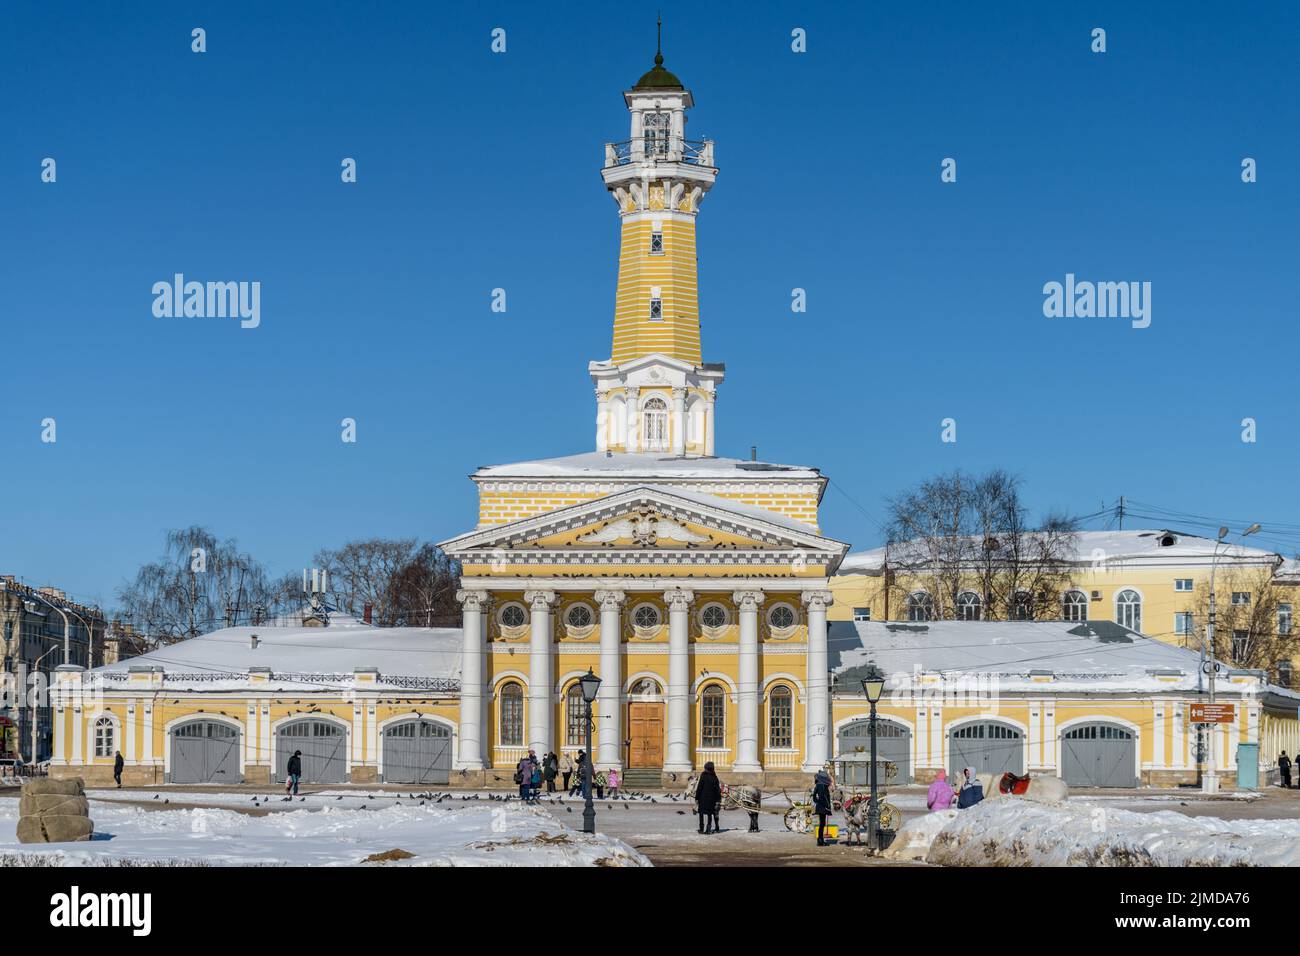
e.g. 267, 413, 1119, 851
664, 588, 694, 771
625, 387, 639, 453
595, 590, 626, 769
125, 702, 137, 763
704, 394, 716, 456
143, 704, 154, 764
595, 389, 609, 452
801, 590, 833, 771
732, 590, 763, 772
524, 590, 556, 756
670, 387, 686, 456
1153, 704, 1166, 768
455, 589, 489, 769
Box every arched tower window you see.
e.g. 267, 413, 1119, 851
1116, 589, 1142, 632
500, 682, 524, 747
643, 396, 669, 452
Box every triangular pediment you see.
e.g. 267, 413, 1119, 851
439, 485, 848, 562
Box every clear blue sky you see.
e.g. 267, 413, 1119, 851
3, 1, 1298, 609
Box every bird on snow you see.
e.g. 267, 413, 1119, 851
153, 794, 160, 800
566, 807, 572, 813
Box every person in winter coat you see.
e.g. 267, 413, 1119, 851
1280, 751, 1293, 789
516, 753, 535, 802
113, 750, 124, 789
593, 769, 607, 800
607, 767, 620, 797
527, 749, 542, 800
695, 761, 722, 834
926, 769, 955, 811
812, 769, 834, 846
544, 752, 559, 793
956, 767, 983, 809
571, 750, 588, 797
285, 751, 302, 796
560, 752, 575, 792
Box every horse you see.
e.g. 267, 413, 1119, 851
684, 774, 763, 830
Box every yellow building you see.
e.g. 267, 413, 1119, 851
50, 49, 1300, 791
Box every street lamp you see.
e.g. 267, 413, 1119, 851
861, 674, 886, 851
578, 668, 602, 834
1202, 523, 1260, 795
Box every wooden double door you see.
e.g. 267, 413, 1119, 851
627, 702, 664, 768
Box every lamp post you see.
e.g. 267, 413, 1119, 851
23, 591, 71, 665
579, 668, 602, 835
1202, 523, 1260, 795
861, 674, 886, 851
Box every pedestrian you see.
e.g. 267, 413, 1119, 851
527, 748, 542, 801
560, 751, 574, 792
607, 767, 620, 797
571, 750, 587, 797
956, 766, 983, 809
594, 768, 607, 800
695, 761, 722, 834
746, 788, 761, 832
113, 750, 124, 789
544, 752, 558, 793
926, 769, 955, 811
516, 751, 535, 802
1280, 751, 1293, 789
285, 750, 302, 797
812, 769, 833, 846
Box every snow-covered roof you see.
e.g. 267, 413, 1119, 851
830, 619, 1293, 698
837, 529, 1282, 575
473, 451, 822, 481
94, 616, 462, 690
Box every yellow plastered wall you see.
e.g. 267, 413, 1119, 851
612, 217, 701, 365
476, 487, 822, 530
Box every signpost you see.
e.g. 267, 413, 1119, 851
1190, 702, 1235, 724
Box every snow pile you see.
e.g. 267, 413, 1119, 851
926, 799, 1300, 867
0, 798, 649, 867
882, 809, 957, 861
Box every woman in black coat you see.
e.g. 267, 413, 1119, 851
695, 762, 722, 834
812, 770, 833, 846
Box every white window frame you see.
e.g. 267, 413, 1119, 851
1062, 590, 1088, 622
1279, 603, 1293, 636
649, 296, 663, 321
853, 607, 871, 623
498, 602, 528, 632
955, 591, 982, 622
642, 396, 669, 452
94, 716, 115, 758
1174, 578, 1193, 592
766, 602, 798, 635
1174, 611, 1194, 636
1116, 589, 1142, 632
907, 591, 933, 622
699, 602, 729, 634
1231, 591, 1251, 606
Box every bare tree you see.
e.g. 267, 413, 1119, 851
388, 544, 461, 627
885, 470, 1078, 621
1184, 567, 1296, 679
117, 526, 275, 641
314, 538, 419, 625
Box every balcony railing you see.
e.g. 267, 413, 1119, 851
604, 138, 715, 168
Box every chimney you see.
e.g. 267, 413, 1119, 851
250, 633, 260, 650
750, 445, 757, 461
363, 604, 373, 625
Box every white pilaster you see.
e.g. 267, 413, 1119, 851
732, 589, 763, 772
143, 704, 153, 764
125, 702, 137, 763
455, 589, 489, 769
524, 590, 556, 756
595, 590, 626, 769
625, 387, 639, 452
801, 589, 833, 771
671, 387, 686, 456
704, 394, 716, 456
664, 588, 694, 771
595, 389, 609, 452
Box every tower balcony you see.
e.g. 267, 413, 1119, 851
604, 138, 715, 169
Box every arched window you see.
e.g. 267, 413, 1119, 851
1063, 590, 1088, 622
907, 591, 933, 622
1011, 590, 1034, 621
565, 684, 586, 747
500, 682, 524, 747
701, 685, 726, 748
956, 591, 983, 621
768, 686, 793, 749
642, 396, 669, 452
1116, 589, 1142, 632
94, 717, 115, 758
630, 678, 661, 699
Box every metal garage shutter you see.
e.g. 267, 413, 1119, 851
837, 719, 913, 784
1061, 723, 1137, 788
276, 719, 347, 783
950, 722, 1023, 778
382, 719, 451, 784
171, 720, 241, 784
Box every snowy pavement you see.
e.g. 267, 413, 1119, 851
0, 791, 649, 867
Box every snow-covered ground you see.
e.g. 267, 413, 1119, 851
0, 795, 649, 867
890, 798, 1300, 866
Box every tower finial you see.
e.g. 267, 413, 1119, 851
655, 12, 663, 66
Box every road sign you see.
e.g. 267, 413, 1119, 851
1190, 702, 1235, 724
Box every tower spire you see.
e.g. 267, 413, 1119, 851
656, 12, 663, 65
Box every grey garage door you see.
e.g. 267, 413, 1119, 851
382, 719, 452, 784
1061, 723, 1137, 788
171, 720, 241, 784
950, 722, 1023, 778
276, 719, 347, 783
838, 719, 912, 784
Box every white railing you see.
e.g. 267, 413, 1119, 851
604, 138, 715, 168
763, 749, 801, 770
493, 745, 528, 767
694, 747, 731, 768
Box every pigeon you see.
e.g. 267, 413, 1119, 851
299, 797, 305, 802
153, 794, 160, 800
163, 799, 170, 804
566, 807, 572, 813
336, 795, 343, 801
676, 810, 686, 815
